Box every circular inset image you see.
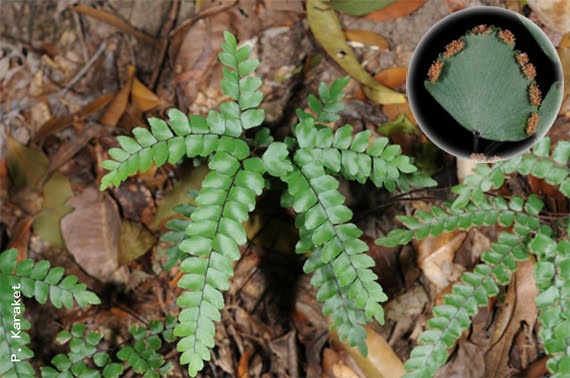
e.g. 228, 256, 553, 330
407, 6, 564, 161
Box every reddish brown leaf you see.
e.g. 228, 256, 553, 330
99, 65, 135, 126
131, 78, 161, 112
363, 0, 427, 22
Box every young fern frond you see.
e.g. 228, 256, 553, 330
0, 249, 100, 377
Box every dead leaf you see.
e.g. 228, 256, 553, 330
382, 103, 416, 124
131, 77, 161, 112
72, 5, 160, 47
344, 30, 389, 49
332, 327, 406, 378
118, 220, 156, 265
374, 67, 408, 90
99, 65, 135, 126
307, 0, 406, 104
113, 180, 156, 229
415, 231, 466, 293
6, 136, 49, 189
363, 0, 427, 22
61, 187, 128, 283
527, 0, 570, 34
48, 124, 106, 173
237, 348, 254, 378
485, 259, 538, 377
33, 171, 74, 248
33, 92, 115, 143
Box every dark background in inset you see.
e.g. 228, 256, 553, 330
407, 6, 563, 160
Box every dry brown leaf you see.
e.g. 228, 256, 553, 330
237, 348, 254, 378
34, 92, 115, 142
363, 0, 427, 22
49, 125, 105, 173
344, 29, 389, 49
131, 78, 161, 112
118, 220, 156, 265
382, 103, 417, 124
72, 5, 160, 47
415, 231, 466, 292
374, 67, 408, 90
8, 216, 34, 259
6, 136, 49, 189
485, 259, 538, 377
527, 0, 570, 34
61, 187, 128, 283
332, 327, 406, 378
99, 65, 135, 126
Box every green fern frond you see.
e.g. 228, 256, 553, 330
403, 230, 535, 377
530, 232, 570, 376
173, 31, 267, 377
100, 31, 264, 191
452, 137, 570, 209
299, 78, 437, 192
378, 194, 544, 247
0, 249, 100, 377
41, 315, 177, 377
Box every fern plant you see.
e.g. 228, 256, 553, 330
99, 31, 436, 376
378, 136, 570, 377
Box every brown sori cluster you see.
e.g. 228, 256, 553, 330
515, 52, 537, 79
470, 153, 487, 161
428, 61, 444, 84
443, 39, 465, 58
529, 82, 542, 106
498, 29, 515, 45
470, 24, 492, 35
526, 112, 540, 135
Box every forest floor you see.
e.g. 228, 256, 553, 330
1, 0, 569, 377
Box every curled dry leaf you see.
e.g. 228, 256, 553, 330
415, 230, 466, 293
61, 187, 128, 283
131, 77, 161, 112
363, 0, 427, 22
99, 65, 135, 126
307, 0, 405, 104
485, 259, 538, 377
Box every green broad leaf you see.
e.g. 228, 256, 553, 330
425, 30, 547, 142
328, 0, 396, 16
262, 143, 293, 177
240, 109, 265, 129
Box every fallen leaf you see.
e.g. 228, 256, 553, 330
415, 231, 466, 293
382, 103, 416, 124
33, 171, 74, 248
33, 92, 115, 142
332, 327, 406, 378
48, 124, 106, 173
113, 180, 157, 229
384, 285, 429, 322
131, 77, 161, 112
6, 136, 49, 189
237, 348, 255, 378
72, 5, 160, 47
363, 0, 427, 22
374, 67, 408, 90
61, 187, 128, 283
118, 220, 156, 265
378, 113, 418, 135
485, 259, 538, 377
345, 30, 390, 49
307, 0, 406, 104
329, 0, 395, 16
99, 65, 135, 126
153, 164, 209, 230
527, 0, 570, 34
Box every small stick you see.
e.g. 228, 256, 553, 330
148, 0, 179, 90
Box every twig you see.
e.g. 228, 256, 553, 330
148, 0, 179, 90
